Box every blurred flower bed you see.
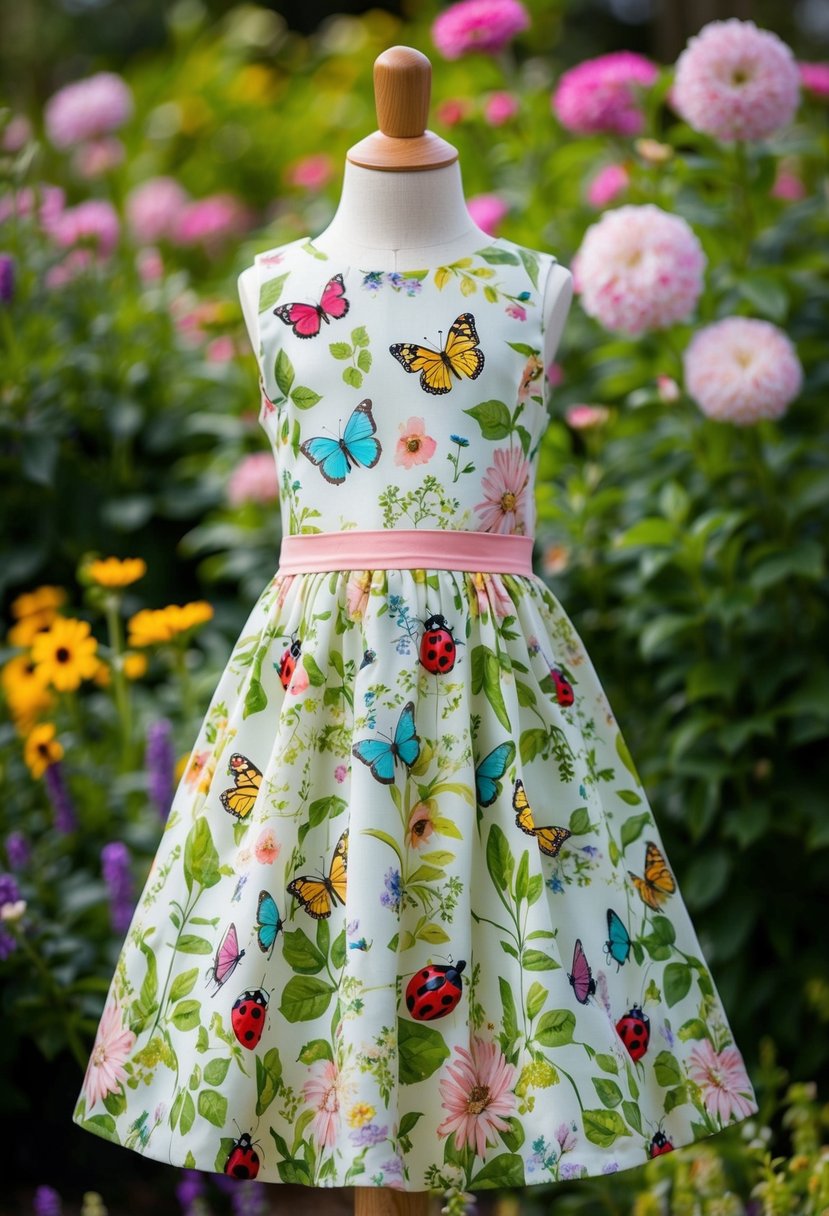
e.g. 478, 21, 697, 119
1, 0, 829, 1211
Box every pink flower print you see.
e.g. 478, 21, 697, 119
287, 663, 309, 696
334, 764, 348, 784
687, 1041, 756, 1123
518, 354, 543, 402
254, 826, 281, 865
437, 1036, 518, 1157
275, 574, 295, 611
395, 417, 437, 468
475, 448, 531, 534
505, 302, 527, 321
346, 571, 373, 620
407, 801, 436, 849
470, 572, 514, 620
184, 748, 214, 793
81, 998, 136, 1110
302, 1058, 350, 1149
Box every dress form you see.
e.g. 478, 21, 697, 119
238, 47, 572, 378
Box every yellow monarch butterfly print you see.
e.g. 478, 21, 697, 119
220, 754, 263, 821
389, 312, 485, 395
512, 779, 572, 858
628, 841, 676, 910
287, 829, 349, 920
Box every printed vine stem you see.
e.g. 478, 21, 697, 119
147, 886, 205, 1042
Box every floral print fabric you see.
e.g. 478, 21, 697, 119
73, 235, 758, 1192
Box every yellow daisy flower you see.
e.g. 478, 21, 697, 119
10, 585, 66, 620
123, 652, 148, 680
347, 1102, 376, 1128
7, 609, 61, 648
168, 601, 214, 632
127, 602, 213, 648
1, 655, 54, 730
86, 557, 147, 588
24, 722, 64, 778
31, 617, 99, 692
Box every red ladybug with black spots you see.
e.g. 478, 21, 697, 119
406, 959, 466, 1020
231, 987, 269, 1050
419, 614, 457, 674
277, 633, 301, 690
650, 1130, 674, 1157
224, 1131, 261, 1179
616, 1004, 651, 1062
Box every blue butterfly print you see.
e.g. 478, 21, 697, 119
474, 741, 516, 807
299, 398, 381, 485
604, 908, 631, 969
352, 700, 420, 784
255, 890, 283, 959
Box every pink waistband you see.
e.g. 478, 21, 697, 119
277, 530, 534, 574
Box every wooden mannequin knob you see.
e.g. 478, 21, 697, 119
347, 45, 458, 172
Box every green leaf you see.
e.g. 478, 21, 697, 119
357, 349, 372, 374
515, 850, 529, 903
303, 653, 326, 686
282, 928, 326, 975
351, 325, 369, 347
291, 386, 322, 410
397, 1017, 450, 1084
568, 806, 591, 835
298, 1039, 334, 1064
654, 1050, 683, 1087
171, 1000, 201, 1031
463, 399, 512, 440
617, 518, 677, 548
180, 1091, 196, 1135
736, 272, 790, 322
592, 1077, 623, 1108
477, 246, 521, 265
169, 968, 199, 1003
595, 1053, 619, 1074
616, 789, 642, 806
470, 1153, 525, 1188
750, 541, 824, 591
615, 732, 641, 784
535, 1009, 575, 1047
583, 1108, 631, 1148
80, 1113, 118, 1140
418, 922, 450, 944
399, 1111, 423, 1137
663, 963, 692, 1007
485, 823, 514, 894
274, 349, 295, 396
175, 934, 213, 955
243, 677, 268, 718
183, 818, 221, 891
343, 366, 363, 388
204, 1058, 231, 1086
525, 981, 548, 1020
256, 1047, 283, 1116
279, 976, 335, 1022
329, 342, 352, 359
277, 1160, 313, 1185
620, 813, 651, 849
622, 1100, 643, 1134
198, 1089, 227, 1127
521, 949, 560, 971
259, 272, 288, 312
499, 976, 519, 1049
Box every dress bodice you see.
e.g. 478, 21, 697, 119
252, 235, 558, 538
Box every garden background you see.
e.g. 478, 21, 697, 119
1, 0, 828, 1214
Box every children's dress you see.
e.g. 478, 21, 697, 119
73, 233, 758, 1193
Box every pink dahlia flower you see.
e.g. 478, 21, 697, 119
683, 316, 802, 425
0, 184, 65, 230
127, 177, 190, 244
49, 200, 120, 257
45, 71, 134, 150
437, 1036, 518, 1156
573, 204, 706, 335
799, 61, 829, 97
586, 163, 629, 208
432, 0, 530, 61
227, 452, 279, 506
475, 447, 531, 534
672, 19, 800, 141
467, 193, 509, 237
286, 153, 334, 190
483, 91, 519, 125
81, 998, 136, 1109
170, 194, 250, 252
687, 1040, 756, 1123
552, 51, 659, 137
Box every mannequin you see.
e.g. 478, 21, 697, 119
235, 46, 572, 1216
238, 47, 572, 383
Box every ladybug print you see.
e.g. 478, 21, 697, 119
616, 1004, 651, 1061
224, 1131, 261, 1179
419, 614, 457, 674
406, 959, 466, 1020
277, 633, 302, 690
231, 987, 269, 1050
649, 1130, 674, 1157
550, 666, 574, 707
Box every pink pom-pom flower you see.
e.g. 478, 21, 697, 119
127, 177, 190, 244
672, 19, 800, 141
552, 51, 659, 137
573, 204, 706, 336
683, 316, 803, 424
432, 0, 530, 60
44, 71, 133, 150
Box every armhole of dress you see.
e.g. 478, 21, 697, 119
539, 252, 559, 423
252, 253, 270, 420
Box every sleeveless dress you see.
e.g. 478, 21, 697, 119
73, 233, 758, 1194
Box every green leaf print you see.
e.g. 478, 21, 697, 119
470, 1153, 525, 1189
617, 789, 643, 806
596, 1053, 619, 1073
188, 1062, 201, 1089
664, 962, 693, 1006
215, 1137, 235, 1173
526, 873, 543, 906
398, 1111, 423, 1138
397, 1017, 451, 1084
665, 1085, 688, 1112
485, 824, 515, 894
535, 1009, 576, 1047
515, 851, 530, 903
499, 976, 519, 1054
518, 248, 540, 288
277, 1160, 313, 1185
592, 1077, 624, 1108
282, 928, 325, 974
464, 399, 511, 440
175, 934, 213, 954
255, 1047, 283, 1116
198, 1089, 228, 1127
259, 272, 288, 313
654, 1050, 683, 1087
620, 812, 652, 849
204, 1058, 231, 1086
521, 949, 559, 971
279, 975, 335, 1022
583, 1108, 632, 1148
130, 934, 159, 1030
616, 731, 642, 785
471, 646, 511, 730
103, 1089, 126, 1116
678, 1016, 710, 1042
183, 818, 221, 892
291, 386, 322, 410
243, 677, 268, 718
275, 349, 295, 396
329, 342, 351, 359
171, 999, 201, 1030
500, 1116, 525, 1152
478, 246, 521, 266
568, 806, 591, 836
303, 654, 326, 686
622, 1099, 643, 1134
525, 981, 548, 1020
80, 1113, 118, 1140
180, 1091, 196, 1135
169, 968, 199, 1002
298, 1039, 334, 1064
330, 927, 346, 968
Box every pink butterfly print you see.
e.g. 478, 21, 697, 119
567, 937, 597, 1005
273, 274, 350, 338
206, 922, 246, 995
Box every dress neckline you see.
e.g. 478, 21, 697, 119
285, 234, 512, 274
